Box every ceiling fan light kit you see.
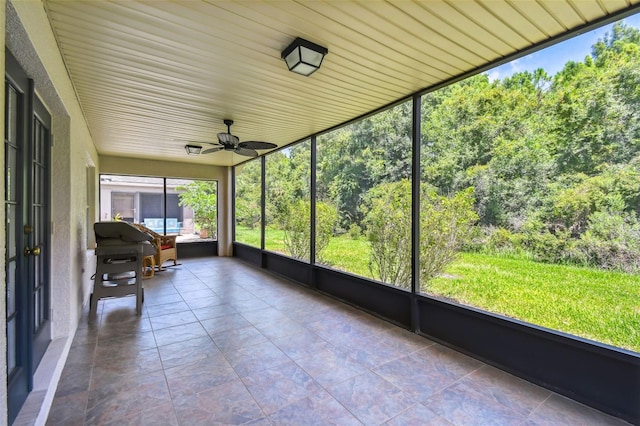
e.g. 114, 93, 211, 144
184, 144, 202, 155
281, 37, 328, 76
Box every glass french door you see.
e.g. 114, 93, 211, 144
5, 49, 51, 424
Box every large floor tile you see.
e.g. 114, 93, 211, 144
327, 371, 415, 425
45, 256, 629, 426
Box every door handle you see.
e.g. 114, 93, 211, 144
24, 246, 41, 256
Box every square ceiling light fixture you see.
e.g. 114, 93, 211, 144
185, 144, 202, 155
281, 37, 328, 76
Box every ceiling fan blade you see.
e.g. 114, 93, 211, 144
201, 147, 223, 154
238, 141, 277, 150
235, 147, 258, 157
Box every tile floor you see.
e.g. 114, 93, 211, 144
46, 257, 630, 425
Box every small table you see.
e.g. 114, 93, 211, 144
142, 255, 155, 279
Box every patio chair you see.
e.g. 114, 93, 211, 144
132, 223, 178, 271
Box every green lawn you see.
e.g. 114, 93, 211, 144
235, 226, 640, 352
431, 252, 640, 352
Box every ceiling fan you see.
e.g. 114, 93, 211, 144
198, 119, 277, 157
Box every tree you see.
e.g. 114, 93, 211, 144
177, 180, 217, 235
316, 102, 412, 232
551, 23, 640, 174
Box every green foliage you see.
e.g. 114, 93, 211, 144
419, 23, 640, 273
235, 159, 262, 230
348, 223, 362, 240
278, 199, 338, 261
265, 144, 311, 227
363, 180, 413, 286
314, 201, 339, 262
419, 187, 478, 288
485, 227, 524, 254
574, 211, 640, 273
177, 180, 217, 233
363, 180, 478, 289
316, 102, 412, 232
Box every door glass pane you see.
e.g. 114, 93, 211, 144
7, 205, 16, 258
7, 319, 16, 374
7, 86, 17, 142
34, 289, 40, 331
33, 166, 40, 204
34, 121, 42, 163
34, 254, 40, 292
7, 261, 16, 316
7, 145, 16, 202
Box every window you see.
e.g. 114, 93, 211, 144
99, 175, 218, 242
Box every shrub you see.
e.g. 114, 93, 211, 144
364, 180, 413, 286
574, 211, 640, 273
523, 229, 572, 264
315, 201, 339, 261
363, 180, 478, 289
348, 223, 362, 240
419, 186, 478, 288
485, 227, 523, 254
177, 181, 218, 234
279, 199, 338, 261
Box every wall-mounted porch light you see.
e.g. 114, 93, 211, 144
185, 144, 202, 155
281, 37, 328, 76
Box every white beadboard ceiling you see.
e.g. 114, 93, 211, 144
43, 0, 640, 167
